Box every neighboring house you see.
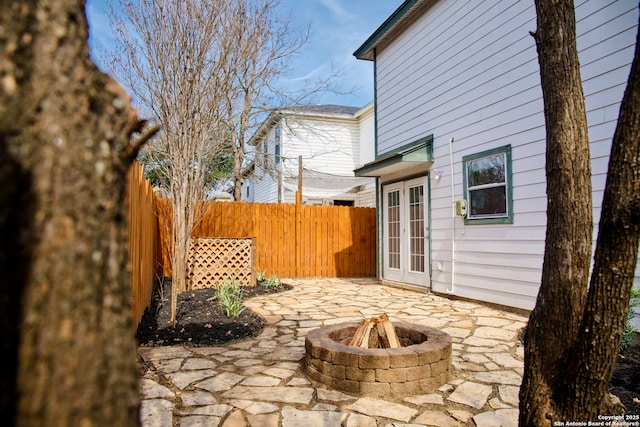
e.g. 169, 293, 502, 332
354, 0, 640, 310
243, 104, 376, 206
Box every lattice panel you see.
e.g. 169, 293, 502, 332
187, 237, 253, 289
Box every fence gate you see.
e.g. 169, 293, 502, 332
187, 237, 255, 288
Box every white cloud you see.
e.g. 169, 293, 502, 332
318, 0, 357, 22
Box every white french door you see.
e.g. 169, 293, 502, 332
382, 177, 429, 287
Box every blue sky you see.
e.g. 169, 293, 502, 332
85, 0, 402, 108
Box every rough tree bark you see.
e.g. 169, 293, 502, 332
0, 0, 152, 425
555, 3, 640, 419
520, 1, 640, 425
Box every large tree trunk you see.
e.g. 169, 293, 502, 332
520, 1, 640, 425
520, 0, 593, 424
0, 1, 148, 425
556, 7, 640, 419
232, 132, 244, 201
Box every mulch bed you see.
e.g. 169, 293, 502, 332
610, 333, 640, 414
136, 280, 639, 414
136, 279, 291, 347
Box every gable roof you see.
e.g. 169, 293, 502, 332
353, 0, 435, 61
283, 104, 360, 116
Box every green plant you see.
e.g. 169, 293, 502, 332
216, 278, 245, 318
620, 286, 640, 351
256, 270, 266, 282
262, 275, 281, 289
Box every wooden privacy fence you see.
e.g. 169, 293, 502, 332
127, 160, 159, 327
156, 200, 377, 279
127, 165, 376, 326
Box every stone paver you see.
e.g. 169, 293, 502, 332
403, 393, 444, 406
472, 370, 523, 386
447, 381, 493, 409
138, 278, 528, 426
349, 397, 418, 422
499, 385, 520, 406
165, 369, 218, 390
414, 410, 461, 426
221, 386, 314, 404
180, 391, 217, 406
196, 372, 243, 393
178, 404, 233, 417
139, 378, 175, 399
473, 408, 519, 427
281, 406, 347, 427
140, 399, 174, 427
346, 413, 377, 427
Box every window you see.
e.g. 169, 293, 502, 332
463, 145, 513, 224
262, 140, 268, 167
274, 124, 281, 164
275, 143, 281, 164
274, 123, 281, 143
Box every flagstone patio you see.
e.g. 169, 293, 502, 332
138, 278, 528, 427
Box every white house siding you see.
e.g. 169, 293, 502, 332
373, 0, 639, 309
355, 183, 376, 207
280, 115, 362, 204
283, 116, 359, 177
252, 172, 279, 203
356, 103, 376, 167
579, 1, 640, 291
354, 104, 377, 208
252, 125, 281, 203
253, 174, 278, 203
241, 175, 255, 202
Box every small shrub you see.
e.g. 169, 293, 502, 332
256, 270, 266, 282
620, 286, 640, 352
262, 275, 281, 289
216, 278, 245, 318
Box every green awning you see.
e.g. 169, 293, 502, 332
355, 136, 433, 178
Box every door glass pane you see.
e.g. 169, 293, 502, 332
409, 185, 425, 272
387, 190, 400, 269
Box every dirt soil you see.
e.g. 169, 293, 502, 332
610, 333, 640, 415
136, 279, 292, 347
137, 281, 639, 414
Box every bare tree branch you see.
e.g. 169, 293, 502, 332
106, 0, 238, 324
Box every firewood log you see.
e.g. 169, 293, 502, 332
349, 319, 369, 347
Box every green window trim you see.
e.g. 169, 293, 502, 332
462, 145, 513, 225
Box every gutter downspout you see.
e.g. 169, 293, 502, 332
376, 176, 383, 280
447, 137, 456, 294
427, 170, 433, 293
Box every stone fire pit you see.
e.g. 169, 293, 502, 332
304, 321, 452, 398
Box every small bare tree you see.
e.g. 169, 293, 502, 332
108, 0, 236, 325
106, 0, 345, 324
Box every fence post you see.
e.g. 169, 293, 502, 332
295, 191, 302, 278
252, 203, 259, 279
295, 155, 303, 277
